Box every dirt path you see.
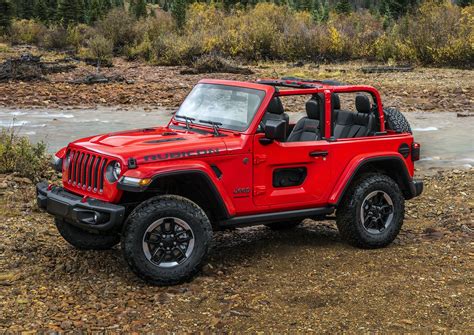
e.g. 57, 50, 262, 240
0, 57, 472, 114
0, 169, 472, 332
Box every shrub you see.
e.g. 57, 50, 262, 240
67, 24, 97, 53
154, 32, 203, 65
327, 10, 385, 59
2, 1, 472, 68
375, 1, 473, 66
8, 19, 46, 45
127, 32, 153, 61
97, 8, 137, 53
127, 12, 176, 61
85, 35, 113, 70
0, 128, 51, 182
137, 11, 175, 38
39, 25, 69, 50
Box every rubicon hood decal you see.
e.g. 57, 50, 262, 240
141, 148, 221, 163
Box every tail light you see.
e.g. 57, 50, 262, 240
412, 142, 420, 161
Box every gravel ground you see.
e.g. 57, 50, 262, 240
0, 169, 472, 332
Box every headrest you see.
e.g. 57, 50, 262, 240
332, 93, 341, 110
306, 99, 320, 120
355, 95, 371, 114
267, 97, 285, 115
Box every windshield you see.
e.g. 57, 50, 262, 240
175, 83, 266, 131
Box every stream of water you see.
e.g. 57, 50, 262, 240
0, 107, 472, 170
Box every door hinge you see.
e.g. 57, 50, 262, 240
254, 154, 267, 165
254, 186, 266, 196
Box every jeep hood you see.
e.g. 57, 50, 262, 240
68, 126, 228, 164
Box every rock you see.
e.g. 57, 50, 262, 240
0, 271, 20, 284
457, 112, 474, 118
13, 177, 32, 184
0, 53, 76, 82
461, 225, 473, 234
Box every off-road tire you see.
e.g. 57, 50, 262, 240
383, 107, 412, 133
122, 195, 212, 286
265, 220, 302, 230
336, 174, 405, 249
55, 218, 120, 250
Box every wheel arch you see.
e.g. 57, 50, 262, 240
119, 169, 232, 227
159, 169, 228, 215
330, 156, 414, 206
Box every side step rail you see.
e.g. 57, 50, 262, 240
220, 206, 335, 228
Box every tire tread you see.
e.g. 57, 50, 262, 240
122, 195, 212, 286
336, 174, 405, 249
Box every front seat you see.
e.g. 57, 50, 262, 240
287, 98, 321, 142
261, 96, 289, 134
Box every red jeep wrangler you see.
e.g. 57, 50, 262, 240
37, 78, 423, 285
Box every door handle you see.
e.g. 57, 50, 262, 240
309, 150, 328, 157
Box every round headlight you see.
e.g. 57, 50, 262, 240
113, 162, 122, 180
106, 161, 122, 183
53, 155, 63, 173
64, 151, 71, 169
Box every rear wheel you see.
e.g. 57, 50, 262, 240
122, 195, 212, 286
55, 218, 120, 250
336, 174, 405, 248
265, 220, 302, 230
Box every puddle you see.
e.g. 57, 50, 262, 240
0, 108, 472, 170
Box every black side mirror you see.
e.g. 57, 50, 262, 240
264, 119, 287, 142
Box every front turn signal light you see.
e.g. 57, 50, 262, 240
120, 177, 152, 187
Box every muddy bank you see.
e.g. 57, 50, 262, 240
0, 169, 472, 332
0, 59, 472, 114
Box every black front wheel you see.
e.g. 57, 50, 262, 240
122, 195, 212, 286
336, 174, 405, 248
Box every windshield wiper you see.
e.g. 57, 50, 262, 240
175, 115, 195, 130
199, 119, 222, 136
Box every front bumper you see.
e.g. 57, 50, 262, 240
36, 182, 125, 232
407, 178, 423, 199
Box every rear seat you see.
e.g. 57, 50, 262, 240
333, 94, 375, 139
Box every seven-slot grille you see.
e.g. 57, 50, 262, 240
67, 149, 109, 193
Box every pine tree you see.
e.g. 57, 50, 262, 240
296, 0, 314, 12
162, 0, 169, 11
77, 0, 86, 23
101, 0, 113, 12
58, 0, 81, 26
47, 0, 59, 23
0, 0, 13, 34
35, 0, 49, 23
88, 0, 102, 23
335, 0, 351, 14
379, 0, 419, 19
171, 0, 187, 29
132, 0, 148, 19
457, 0, 473, 7
20, 0, 35, 19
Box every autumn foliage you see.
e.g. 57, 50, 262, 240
2, 1, 473, 67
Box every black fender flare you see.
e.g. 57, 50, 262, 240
118, 169, 231, 220
332, 156, 418, 206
